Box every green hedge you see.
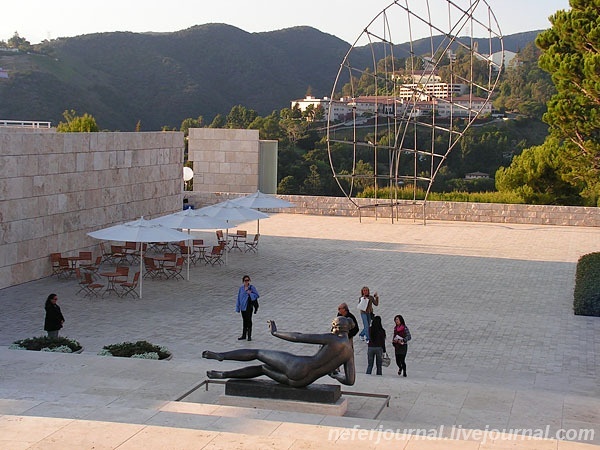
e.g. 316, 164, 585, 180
11, 336, 82, 352
574, 252, 600, 316
100, 340, 171, 360
358, 186, 525, 204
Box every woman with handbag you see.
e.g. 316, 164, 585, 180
366, 315, 386, 375
392, 314, 411, 377
357, 286, 379, 343
235, 275, 259, 341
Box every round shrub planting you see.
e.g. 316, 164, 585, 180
10, 336, 82, 353
99, 340, 171, 360
574, 252, 600, 316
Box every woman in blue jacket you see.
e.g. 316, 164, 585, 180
236, 275, 259, 341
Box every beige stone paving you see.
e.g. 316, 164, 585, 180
0, 214, 599, 448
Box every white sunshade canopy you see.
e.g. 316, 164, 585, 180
87, 217, 192, 298
148, 209, 230, 230
229, 190, 295, 209
196, 200, 270, 222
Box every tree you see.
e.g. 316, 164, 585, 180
493, 42, 555, 118
279, 118, 309, 145
208, 114, 226, 128
536, 0, 600, 205
248, 111, 282, 140
7, 32, 32, 52
278, 175, 299, 194
303, 164, 323, 195
56, 110, 99, 132
495, 139, 581, 205
180, 116, 204, 135
226, 105, 257, 129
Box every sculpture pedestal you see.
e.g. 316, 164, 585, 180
219, 379, 348, 416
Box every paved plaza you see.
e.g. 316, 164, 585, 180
0, 213, 599, 448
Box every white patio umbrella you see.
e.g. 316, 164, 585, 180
230, 190, 295, 233
149, 209, 230, 231
148, 210, 230, 278
87, 217, 192, 298
230, 190, 295, 209
196, 200, 270, 264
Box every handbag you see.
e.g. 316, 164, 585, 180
382, 352, 391, 367
357, 296, 370, 311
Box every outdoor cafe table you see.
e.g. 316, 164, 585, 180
65, 255, 89, 268
229, 234, 246, 252
99, 271, 121, 296
193, 244, 209, 263
151, 255, 174, 278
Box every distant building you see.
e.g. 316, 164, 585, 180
488, 50, 518, 69
465, 171, 490, 179
435, 95, 492, 118
291, 92, 492, 122
0, 68, 8, 79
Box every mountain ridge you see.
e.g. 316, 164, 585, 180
0, 25, 541, 130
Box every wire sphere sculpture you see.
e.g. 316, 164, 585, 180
326, 0, 503, 222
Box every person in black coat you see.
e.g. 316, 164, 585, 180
44, 293, 64, 338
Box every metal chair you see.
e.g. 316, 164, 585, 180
165, 257, 185, 280
119, 272, 140, 298
75, 268, 91, 295
216, 230, 230, 249
99, 242, 113, 264
80, 255, 102, 278
143, 257, 162, 279
244, 234, 260, 253
205, 244, 225, 266
50, 253, 63, 278
114, 266, 129, 285
83, 272, 104, 296
57, 257, 75, 278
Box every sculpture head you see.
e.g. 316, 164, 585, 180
331, 316, 352, 334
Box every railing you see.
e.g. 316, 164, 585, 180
0, 120, 51, 128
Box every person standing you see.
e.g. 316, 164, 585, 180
357, 286, 379, 342
337, 302, 359, 342
366, 315, 386, 375
236, 275, 259, 341
44, 293, 64, 338
392, 314, 411, 377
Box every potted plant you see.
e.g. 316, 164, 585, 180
98, 340, 171, 360
10, 336, 83, 353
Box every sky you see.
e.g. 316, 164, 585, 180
2, 0, 571, 46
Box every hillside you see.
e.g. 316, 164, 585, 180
0, 25, 541, 130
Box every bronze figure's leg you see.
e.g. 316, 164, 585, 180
207, 365, 265, 379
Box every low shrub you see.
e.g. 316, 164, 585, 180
358, 186, 525, 204
573, 252, 600, 316
99, 340, 171, 360
10, 336, 82, 353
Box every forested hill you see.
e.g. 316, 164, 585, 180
0, 25, 540, 130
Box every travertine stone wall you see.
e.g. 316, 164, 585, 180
186, 193, 600, 227
0, 130, 183, 289
188, 128, 259, 194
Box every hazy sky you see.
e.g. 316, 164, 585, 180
2, 0, 570, 45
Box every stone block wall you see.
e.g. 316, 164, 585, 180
186, 193, 600, 227
188, 128, 260, 194
0, 130, 183, 289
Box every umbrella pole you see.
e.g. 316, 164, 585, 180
187, 242, 190, 280
139, 244, 144, 299
225, 227, 229, 265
